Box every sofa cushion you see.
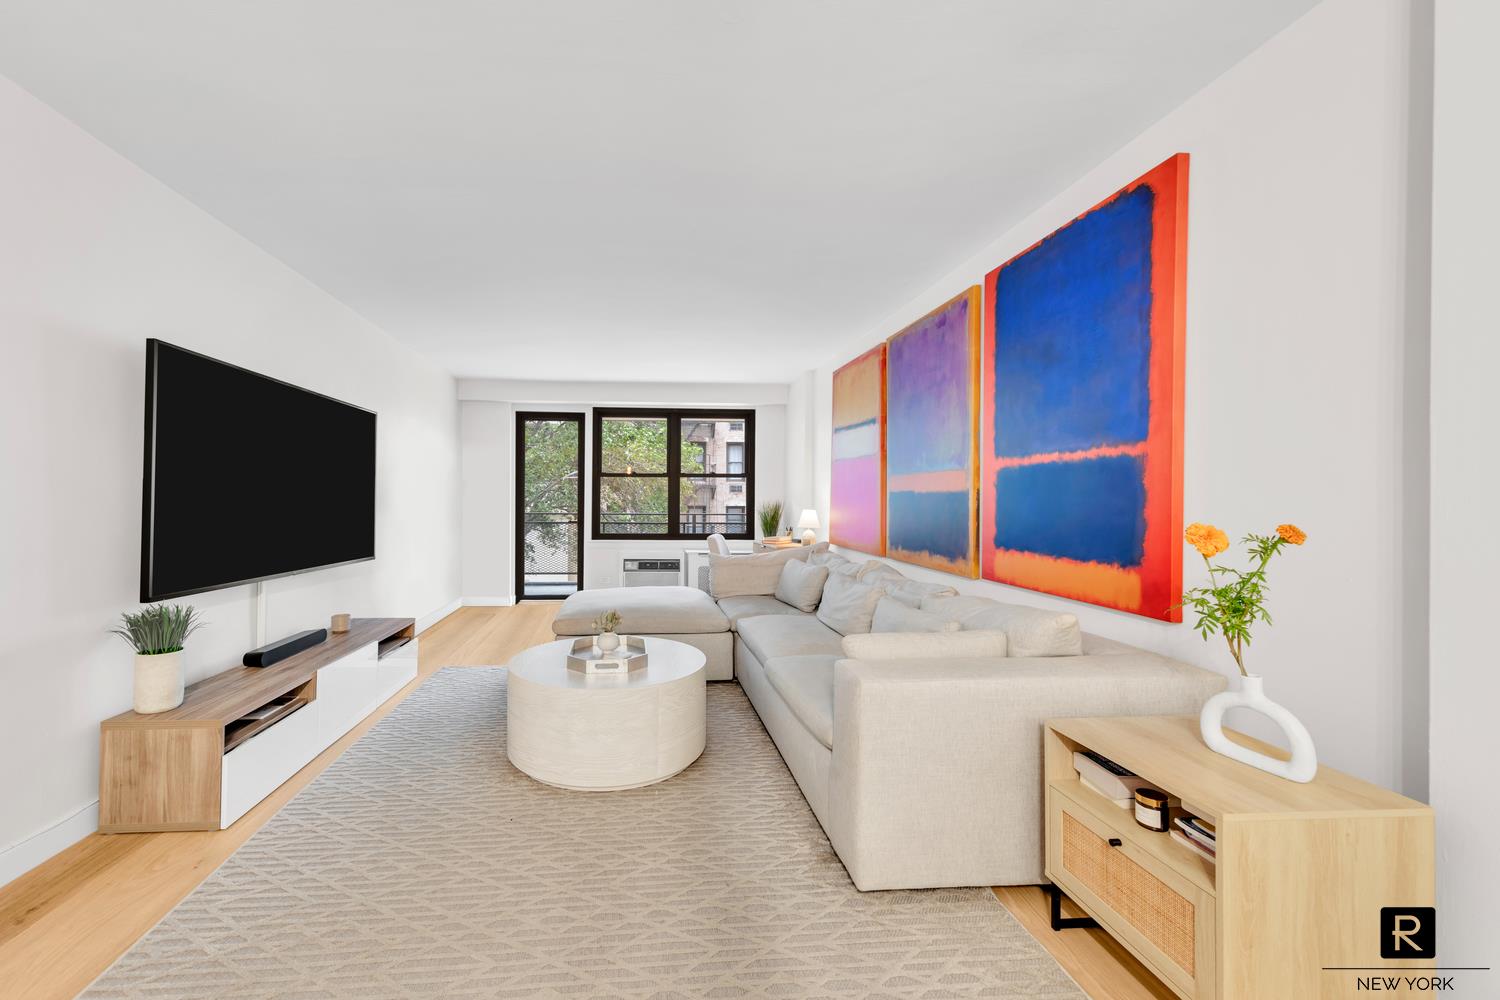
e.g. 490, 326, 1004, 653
708, 547, 813, 599
816, 574, 888, 636
1080, 632, 1140, 655
856, 560, 905, 584
775, 558, 830, 613
840, 628, 1009, 661
870, 597, 960, 634
717, 594, 806, 630
552, 586, 729, 636
919, 595, 1082, 657
763, 655, 836, 750
809, 550, 852, 570
885, 578, 961, 609
737, 614, 845, 665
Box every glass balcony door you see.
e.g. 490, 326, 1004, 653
515, 412, 584, 600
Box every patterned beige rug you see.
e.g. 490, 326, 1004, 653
85, 668, 1084, 999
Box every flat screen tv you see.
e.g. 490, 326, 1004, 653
140, 340, 377, 601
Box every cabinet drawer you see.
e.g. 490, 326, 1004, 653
1047, 788, 1215, 999
376, 637, 418, 697
318, 644, 381, 747
221, 700, 319, 828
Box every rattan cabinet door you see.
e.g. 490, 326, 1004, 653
1046, 788, 1216, 999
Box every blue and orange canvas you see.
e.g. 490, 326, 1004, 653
885, 288, 980, 576
981, 154, 1187, 620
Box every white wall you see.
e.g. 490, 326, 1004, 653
458, 380, 791, 600
461, 401, 515, 602
783, 372, 816, 523
459, 379, 789, 408
1429, 0, 1499, 968
807, 0, 1429, 792
0, 74, 462, 885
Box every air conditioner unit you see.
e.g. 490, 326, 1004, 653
622, 558, 681, 587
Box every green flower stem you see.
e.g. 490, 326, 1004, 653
1178, 530, 1297, 679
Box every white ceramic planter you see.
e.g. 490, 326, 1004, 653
596, 632, 620, 653
1200, 673, 1317, 782
134, 651, 185, 714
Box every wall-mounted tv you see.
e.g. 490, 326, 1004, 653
140, 340, 377, 601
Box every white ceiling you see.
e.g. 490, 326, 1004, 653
0, 1, 1318, 383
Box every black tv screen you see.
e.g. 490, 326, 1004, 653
141, 340, 377, 601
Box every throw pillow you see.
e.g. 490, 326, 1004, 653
840, 629, 1009, 661
885, 578, 961, 609
919, 595, 1083, 657
809, 550, 851, 570
708, 547, 813, 599
855, 559, 905, 584
870, 597, 960, 633
774, 559, 830, 613
815, 573, 887, 635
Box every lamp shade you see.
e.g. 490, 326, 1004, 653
796, 509, 820, 530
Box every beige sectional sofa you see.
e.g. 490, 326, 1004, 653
552, 546, 1227, 891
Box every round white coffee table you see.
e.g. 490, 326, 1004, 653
505, 636, 707, 791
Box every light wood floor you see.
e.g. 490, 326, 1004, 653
0, 603, 1167, 1000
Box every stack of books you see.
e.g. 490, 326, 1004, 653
1171, 814, 1217, 863
1073, 750, 1148, 808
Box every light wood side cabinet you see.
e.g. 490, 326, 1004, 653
1044, 716, 1434, 1000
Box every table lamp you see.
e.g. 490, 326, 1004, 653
796, 509, 820, 546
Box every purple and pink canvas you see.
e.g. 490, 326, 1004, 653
830, 345, 885, 554
885, 287, 980, 576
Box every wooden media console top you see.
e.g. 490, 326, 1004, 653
102, 617, 415, 729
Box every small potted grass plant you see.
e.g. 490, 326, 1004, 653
112, 604, 205, 714
757, 500, 783, 540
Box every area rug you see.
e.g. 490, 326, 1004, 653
86, 668, 1084, 999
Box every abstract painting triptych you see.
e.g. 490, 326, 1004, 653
831, 153, 1187, 621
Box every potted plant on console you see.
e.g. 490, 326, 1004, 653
111, 603, 205, 714
757, 500, 783, 540
1178, 522, 1317, 782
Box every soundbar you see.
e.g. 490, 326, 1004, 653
243, 628, 328, 668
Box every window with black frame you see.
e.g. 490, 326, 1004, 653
592, 408, 755, 539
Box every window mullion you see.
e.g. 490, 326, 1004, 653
666, 412, 681, 538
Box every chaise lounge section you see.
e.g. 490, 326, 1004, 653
737, 621, 1224, 889
550, 585, 735, 680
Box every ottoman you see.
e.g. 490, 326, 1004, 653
551, 586, 734, 680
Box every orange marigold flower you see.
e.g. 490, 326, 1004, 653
1185, 522, 1230, 558
1276, 523, 1307, 545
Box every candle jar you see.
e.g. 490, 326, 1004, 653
1134, 788, 1170, 832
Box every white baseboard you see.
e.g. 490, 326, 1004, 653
0, 800, 98, 891
417, 597, 463, 634
464, 596, 516, 607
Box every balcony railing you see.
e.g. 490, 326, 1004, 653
521, 511, 579, 580
599, 512, 748, 536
